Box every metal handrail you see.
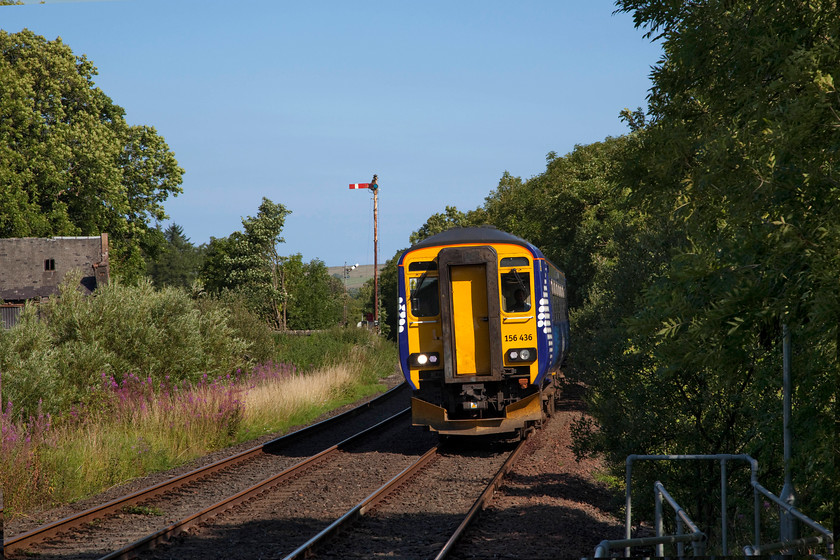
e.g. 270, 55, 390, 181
623, 454, 758, 556
745, 479, 835, 557
744, 535, 830, 556
591, 331, 832, 557
594, 480, 706, 558
594, 533, 706, 558
593, 453, 833, 558
654, 481, 706, 556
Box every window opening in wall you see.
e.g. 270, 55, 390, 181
45, 259, 55, 271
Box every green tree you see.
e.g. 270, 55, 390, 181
0, 30, 184, 280
283, 256, 344, 330
483, 139, 642, 311
200, 233, 241, 294
199, 198, 291, 328
574, 0, 839, 536
147, 224, 203, 289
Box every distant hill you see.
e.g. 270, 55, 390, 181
328, 264, 386, 291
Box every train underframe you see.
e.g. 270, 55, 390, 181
411, 370, 559, 437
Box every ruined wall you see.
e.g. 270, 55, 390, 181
0, 234, 109, 302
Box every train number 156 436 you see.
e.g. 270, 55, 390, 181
504, 333, 533, 342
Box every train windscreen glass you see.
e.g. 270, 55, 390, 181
501, 270, 531, 312
410, 275, 440, 317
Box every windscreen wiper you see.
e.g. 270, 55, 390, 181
512, 269, 528, 293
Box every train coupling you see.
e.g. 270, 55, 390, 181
460, 383, 488, 410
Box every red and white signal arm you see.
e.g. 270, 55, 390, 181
349, 183, 371, 189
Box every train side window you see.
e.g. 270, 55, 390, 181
410, 276, 440, 317
501, 271, 531, 313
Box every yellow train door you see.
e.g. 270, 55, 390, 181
450, 264, 491, 376
438, 245, 502, 383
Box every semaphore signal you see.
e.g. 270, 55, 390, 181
349, 174, 380, 333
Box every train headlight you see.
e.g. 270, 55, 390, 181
409, 352, 440, 367
507, 347, 536, 363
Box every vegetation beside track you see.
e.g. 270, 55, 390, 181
0, 280, 396, 518
372, 4, 837, 543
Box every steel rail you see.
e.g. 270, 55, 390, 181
282, 445, 440, 560
3, 382, 407, 555
100, 407, 411, 560
434, 435, 529, 559
284, 434, 529, 560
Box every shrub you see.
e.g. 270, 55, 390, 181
0, 275, 254, 418
197, 290, 277, 364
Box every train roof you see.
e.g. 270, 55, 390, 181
403, 226, 543, 257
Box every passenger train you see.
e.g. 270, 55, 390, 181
397, 226, 569, 437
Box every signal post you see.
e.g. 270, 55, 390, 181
349, 175, 380, 333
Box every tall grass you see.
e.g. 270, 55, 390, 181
241, 361, 355, 437
1, 400, 55, 514
0, 356, 379, 517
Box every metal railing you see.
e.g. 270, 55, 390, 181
744, 476, 834, 557
594, 479, 706, 557
590, 454, 833, 558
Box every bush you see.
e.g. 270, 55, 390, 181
0, 275, 255, 418
197, 290, 277, 364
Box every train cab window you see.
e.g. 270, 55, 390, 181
501, 271, 531, 313
409, 275, 440, 317
408, 261, 437, 272
500, 257, 529, 267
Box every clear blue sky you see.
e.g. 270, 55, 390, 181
3, 0, 661, 267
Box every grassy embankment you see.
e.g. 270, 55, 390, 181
0, 279, 397, 519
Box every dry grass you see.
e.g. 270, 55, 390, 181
2, 361, 372, 517
243, 363, 355, 433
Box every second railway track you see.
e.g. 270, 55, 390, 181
134, 408, 439, 560
288, 433, 528, 560
6, 381, 542, 560
4, 382, 415, 559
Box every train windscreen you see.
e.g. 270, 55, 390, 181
410, 275, 440, 317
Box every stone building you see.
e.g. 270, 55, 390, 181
0, 234, 110, 326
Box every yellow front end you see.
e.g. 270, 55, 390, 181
403, 246, 445, 390
402, 243, 544, 436
410, 392, 542, 436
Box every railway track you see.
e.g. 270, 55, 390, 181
7, 381, 535, 560
127, 408, 433, 560
133, 429, 525, 559
287, 433, 529, 560
3, 382, 413, 559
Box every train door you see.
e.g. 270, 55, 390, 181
450, 264, 491, 375
438, 246, 502, 383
